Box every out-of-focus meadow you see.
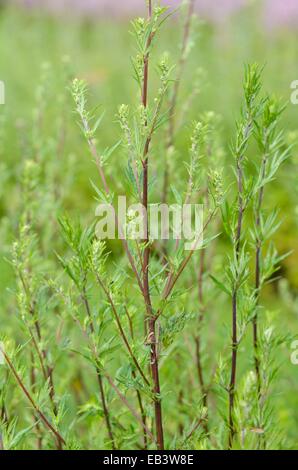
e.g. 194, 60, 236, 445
0, 0, 297, 449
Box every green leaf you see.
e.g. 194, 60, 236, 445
210, 275, 231, 296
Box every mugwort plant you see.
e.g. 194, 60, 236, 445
0, 0, 294, 451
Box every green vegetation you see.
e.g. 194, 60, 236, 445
0, 1, 297, 450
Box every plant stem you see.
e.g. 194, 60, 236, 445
79, 112, 144, 294
147, 317, 164, 449
125, 306, 148, 449
228, 118, 251, 448
161, 210, 216, 306
19, 271, 60, 446
95, 274, 149, 387
29, 351, 43, 450
228, 158, 243, 449
2, 348, 65, 449
96, 368, 116, 449
253, 152, 267, 395
195, 248, 209, 432
141, 0, 164, 450
104, 370, 155, 445
81, 285, 116, 449
228, 289, 238, 449
33, 318, 58, 415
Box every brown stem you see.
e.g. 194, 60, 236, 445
81, 285, 116, 449
195, 336, 207, 409
134, 372, 148, 449
125, 306, 148, 449
95, 274, 149, 387
253, 154, 267, 396
195, 247, 209, 434
2, 348, 65, 448
161, 210, 216, 307
227, 174, 242, 448
33, 321, 61, 448
228, 114, 253, 448
28, 325, 48, 382
27, 308, 61, 448
0, 383, 8, 425
96, 368, 116, 449
177, 391, 184, 436
183, 416, 206, 445
228, 290, 238, 449
141, 1, 165, 450
253, 245, 261, 395
20, 273, 59, 429
104, 371, 155, 445
235, 160, 244, 257
29, 351, 43, 450
147, 317, 164, 450
79, 114, 144, 295
228, 152, 245, 448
